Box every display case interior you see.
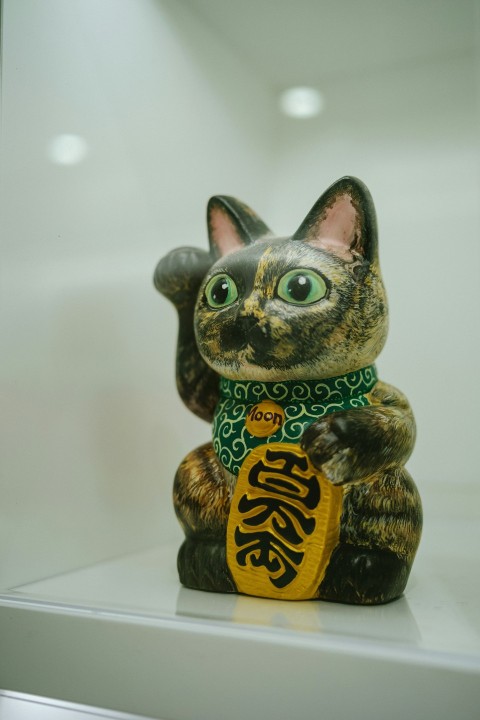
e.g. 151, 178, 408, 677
1, 1, 479, 719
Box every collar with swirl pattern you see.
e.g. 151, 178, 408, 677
213, 365, 378, 475
219, 365, 378, 404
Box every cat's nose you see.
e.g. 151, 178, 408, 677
237, 314, 259, 336
237, 314, 270, 349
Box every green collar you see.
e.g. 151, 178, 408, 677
219, 365, 378, 404
213, 365, 378, 475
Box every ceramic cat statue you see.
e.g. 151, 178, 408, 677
154, 176, 422, 605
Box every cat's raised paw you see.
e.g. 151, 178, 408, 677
154, 246, 212, 308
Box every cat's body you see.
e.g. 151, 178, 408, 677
155, 177, 422, 604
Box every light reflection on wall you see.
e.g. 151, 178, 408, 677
47, 134, 89, 165
279, 87, 325, 119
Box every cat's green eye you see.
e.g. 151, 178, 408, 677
205, 273, 239, 309
277, 269, 327, 305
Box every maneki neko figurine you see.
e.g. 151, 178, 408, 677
154, 176, 422, 605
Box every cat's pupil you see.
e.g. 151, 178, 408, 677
287, 274, 311, 302
212, 278, 229, 305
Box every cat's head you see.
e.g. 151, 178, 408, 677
195, 177, 388, 381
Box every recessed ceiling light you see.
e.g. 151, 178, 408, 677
279, 87, 324, 119
47, 134, 89, 165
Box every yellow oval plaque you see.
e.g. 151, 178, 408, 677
226, 442, 343, 600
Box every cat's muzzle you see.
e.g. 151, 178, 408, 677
236, 314, 272, 353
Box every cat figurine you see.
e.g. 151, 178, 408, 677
154, 176, 422, 605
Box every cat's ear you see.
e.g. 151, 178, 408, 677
207, 196, 273, 258
293, 177, 378, 266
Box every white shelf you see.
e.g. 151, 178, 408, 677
1, 485, 479, 720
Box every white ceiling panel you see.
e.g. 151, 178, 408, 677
184, 0, 477, 86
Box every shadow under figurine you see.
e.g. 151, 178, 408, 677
154, 176, 422, 605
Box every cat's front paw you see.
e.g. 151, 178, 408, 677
154, 246, 212, 309
301, 412, 364, 485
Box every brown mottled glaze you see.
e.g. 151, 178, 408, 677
154, 176, 422, 604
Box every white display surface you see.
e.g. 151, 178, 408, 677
1, 485, 479, 720
0, 691, 158, 720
